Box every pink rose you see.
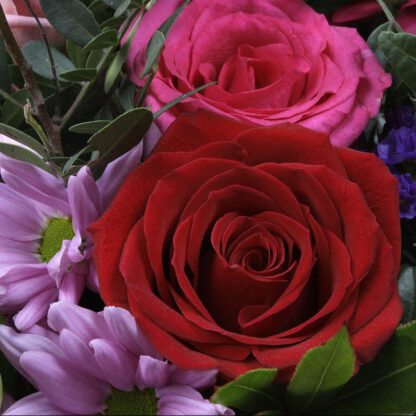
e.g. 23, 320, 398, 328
126, 0, 391, 147
332, 0, 416, 34
1, 0, 63, 47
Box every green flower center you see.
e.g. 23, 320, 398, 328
105, 387, 159, 415
39, 217, 75, 263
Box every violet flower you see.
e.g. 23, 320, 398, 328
0, 302, 232, 415
0, 141, 142, 330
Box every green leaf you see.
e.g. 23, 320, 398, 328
211, 368, 282, 413
63, 144, 92, 173
0, 37, 10, 93
139, 0, 189, 80
66, 40, 87, 68
69, 120, 110, 134
86, 49, 105, 68
102, 0, 124, 8
83, 29, 118, 53
154, 82, 216, 118
22, 41, 75, 81
60, 68, 97, 82
399, 266, 416, 324
0, 123, 46, 157
100, 15, 126, 29
0, 143, 53, 174
40, 0, 100, 47
114, 0, 131, 17
286, 326, 355, 413
88, 107, 152, 168
368, 22, 391, 52
118, 77, 136, 110
139, 31, 164, 79
104, 12, 142, 93
1, 88, 30, 127
379, 31, 416, 94
319, 321, 416, 415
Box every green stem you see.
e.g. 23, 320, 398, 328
375, 0, 403, 31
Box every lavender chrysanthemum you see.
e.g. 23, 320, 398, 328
0, 142, 142, 330
0, 302, 233, 416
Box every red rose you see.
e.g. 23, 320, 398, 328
90, 110, 402, 380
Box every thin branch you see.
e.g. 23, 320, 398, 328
23, 0, 61, 119
0, 88, 25, 109
0, 4, 63, 156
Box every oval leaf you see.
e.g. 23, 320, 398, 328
139, 30, 164, 79
211, 369, 281, 413
286, 326, 355, 413
399, 266, 416, 324
40, 0, 100, 47
22, 41, 75, 81
69, 120, 110, 134
60, 68, 97, 82
83, 29, 118, 53
319, 322, 416, 415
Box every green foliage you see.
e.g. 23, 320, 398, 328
0, 37, 10, 93
40, 0, 100, 47
60, 68, 98, 82
379, 31, 416, 94
286, 327, 355, 414
398, 266, 416, 324
83, 29, 119, 53
0, 123, 46, 157
319, 321, 416, 415
69, 120, 111, 134
88, 107, 153, 171
22, 41, 75, 81
211, 369, 282, 413
1, 89, 30, 127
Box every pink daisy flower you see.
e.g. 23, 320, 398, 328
0, 302, 232, 415
0, 142, 142, 330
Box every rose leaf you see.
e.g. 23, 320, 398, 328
286, 326, 355, 414
399, 265, 416, 324
318, 321, 416, 415
211, 368, 283, 414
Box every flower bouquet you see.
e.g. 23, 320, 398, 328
0, 0, 414, 414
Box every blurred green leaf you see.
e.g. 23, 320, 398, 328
8, 65, 24, 89
399, 265, 416, 324
88, 107, 152, 169
22, 41, 75, 81
40, 0, 100, 47
118, 77, 136, 110
83, 29, 118, 52
0, 143, 53, 174
286, 326, 355, 414
212, 369, 281, 413
319, 322, 416, 415
0, 123, 46, 157
1, 89, 30, 127
86, 49, 105, 69
60, 68, 97, 82
379, 31, 416, 94
102, 0, 124, 8
0, 38, 10, 93
63, 144, 92, 173
69, 120, 110, 134
115, 0, 131, 17
100, 15, 126, 29
66, 40, 87, 68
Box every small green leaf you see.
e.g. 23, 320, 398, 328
286, 326, 355, 413
0, 37, 11, 93
154, 82, 216, 118
66, 40, 87, 68
60, 68, 97, 82
139, 31, 164, 79
319, 321, 416, 415
104, 12, 142, 93
0, 143, 53, 174
114, 0, 131, 17
100, 15, 126, 29
88, 107, 152, 168
1, 88, 30, 127
40, 0, 100, 47
157, 0, 190, 36
368, 22, 391, 52
69, 120, 110, 134
0, 123, 46, 157
86, 49, 105, 68
83, 29, 118, 53
211, 368, 281, 413
398, 266, 416, 324
379, 31, 416, 94
22, 41, 75, 81
63, 144, 92, 173
118, 77, 136, 110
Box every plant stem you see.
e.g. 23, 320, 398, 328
0, 88, 25, 109
375, 0, 403, 31
0, 4, 63, 156
23, 0, 61, 119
